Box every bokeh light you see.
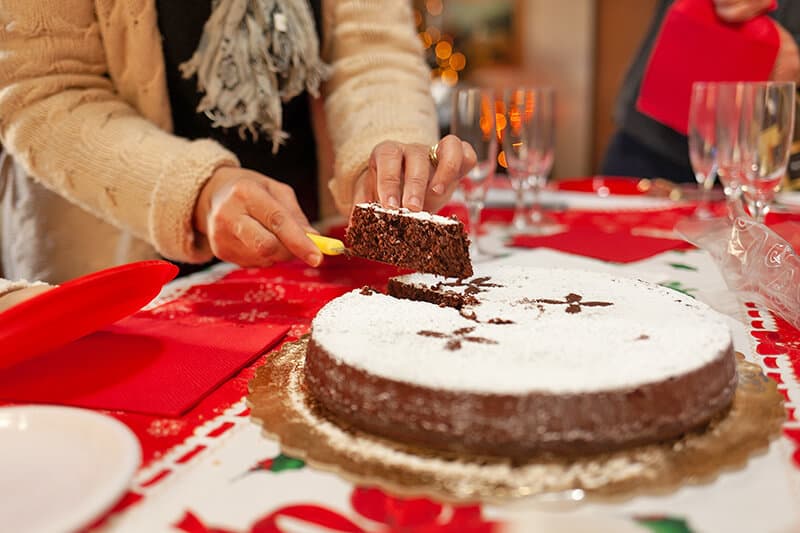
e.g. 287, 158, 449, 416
495, 112, 507, 132
420, 31, 433, 48
435, 41, 452, 60
498, 150, 508, 168
441, 69, 458, 86
425, 0, 443, 17
449, 52, 466, 71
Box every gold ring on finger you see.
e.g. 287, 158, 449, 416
428, 142, 440, 167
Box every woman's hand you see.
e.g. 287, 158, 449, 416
712, 0, 773, 23
194, 167, 322, 268
0, 284, 52, 313
354, 134, 478, 214
771, 23, 800, 83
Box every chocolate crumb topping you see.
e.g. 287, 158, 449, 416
433, 276, 503, 297
532, 293, 613, 314
417, 327, 497, 351
459, 309, 478, 321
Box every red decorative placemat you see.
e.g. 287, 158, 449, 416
0, 316, 288, 417
509, 228, 693, 263
106, 258, 405, 465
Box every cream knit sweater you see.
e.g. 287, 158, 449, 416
0, 0, 438, 283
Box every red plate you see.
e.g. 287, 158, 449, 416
0, 260, 178, 370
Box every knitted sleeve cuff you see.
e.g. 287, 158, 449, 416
0, 279, 48, 299
149, 139, 240, 264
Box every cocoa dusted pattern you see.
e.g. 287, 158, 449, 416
417, 327, 498, 351
345, 204, 472, 278
532, 293, 613, 314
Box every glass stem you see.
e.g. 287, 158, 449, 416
724, 183, 743, 220
697, 176, 712, 217
467, 197, 483, 253
528, 175, 543, 225
749, 198, 769, 224
512, 175, 527, 231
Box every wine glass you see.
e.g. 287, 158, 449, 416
525, 88, 556, 231
502, 87, 532, 232
501, 87, 556, 234
715, 82, 747, 206
738, 82, 796, 223
451, 87, 498, 258
688, 82, 719, 218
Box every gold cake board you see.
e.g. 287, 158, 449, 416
247, 338, 784, 503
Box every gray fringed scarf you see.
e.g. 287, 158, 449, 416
180, 0, 331, 153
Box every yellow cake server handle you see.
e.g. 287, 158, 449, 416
306, 233, 346, 256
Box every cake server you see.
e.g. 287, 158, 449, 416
306, 233, 346, 256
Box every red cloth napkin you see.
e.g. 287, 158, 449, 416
0, 257, 407, 417
510, 227, 693, 263
0, 293, 289, 417
771, 220, 800, 252
637, 0, 779, 134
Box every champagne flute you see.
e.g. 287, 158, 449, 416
688, 82, 719, 218
502, 87, 533, 232
451, 87, 498, 258
716, 82, 747, 206
739, 82, 796, 223
525, 88, 556, 231
502, 87, 556, 234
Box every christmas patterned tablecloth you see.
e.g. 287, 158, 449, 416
78, 240, 800, 533
0, 187, 770, 532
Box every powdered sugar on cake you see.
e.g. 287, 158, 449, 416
355, 202, 459, 225
310, 267, 732, 394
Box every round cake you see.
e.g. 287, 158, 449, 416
305, 267, 736, 458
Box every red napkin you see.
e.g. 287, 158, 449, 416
637, 0, 779, 134
510, 227, 693, 263
0, 302, 288, 417
771, 220, 800, 252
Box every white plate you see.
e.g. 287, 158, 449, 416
0, 406, 140, 533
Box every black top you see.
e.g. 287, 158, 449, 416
155, 0, 323, 220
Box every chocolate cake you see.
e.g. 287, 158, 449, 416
305, 267, 737, 458
345, 203, 472, 278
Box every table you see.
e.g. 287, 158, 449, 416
78, 188, 800, 532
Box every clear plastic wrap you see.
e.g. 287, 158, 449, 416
676, 206, 800, 329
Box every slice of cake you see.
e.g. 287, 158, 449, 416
386, 271, 504, 309
305, 267, 736, 458
345, 203, 472, 278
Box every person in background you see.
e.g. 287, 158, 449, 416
0, 0, 476, 284
602, 0, 800, 182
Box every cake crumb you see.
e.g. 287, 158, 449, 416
487, 317, 514, 325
